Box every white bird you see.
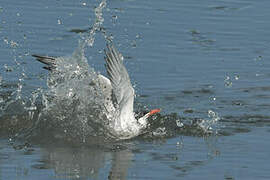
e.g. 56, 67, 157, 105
33, 44, 160, 140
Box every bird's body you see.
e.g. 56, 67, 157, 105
33, 44, 160, 140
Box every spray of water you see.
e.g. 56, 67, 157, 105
37, 48, 109, 142
1, 0, 220, 142
83, 0, 107, 48
197, 110, 220, 134
32, 0, 112, 142
0, 0, 110, 142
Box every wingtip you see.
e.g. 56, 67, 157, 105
32, 54, 57, 71
32, 54, 42, 58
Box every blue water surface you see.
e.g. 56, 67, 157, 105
0, 0, 270, 179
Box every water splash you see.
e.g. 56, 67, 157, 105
152, 127, 167, 136
0, 34, 30, 117
197, 110, 220, 134
83, 0, 107, 47
34, 47, 112, 142
0, 0, 222, 143
38, 0, 112, 140
0, 0, 110, 142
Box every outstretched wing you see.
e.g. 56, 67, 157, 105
32, 55, 56, 71
104, 44, 135, 114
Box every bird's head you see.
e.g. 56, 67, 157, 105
137, 108, 161, 127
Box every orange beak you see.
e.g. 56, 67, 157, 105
149, 108, 161, 116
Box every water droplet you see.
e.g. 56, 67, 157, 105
10, 40, 19, 48
57, 19, 62, 25
224, 76, 232, 87
254, 55, 262, 61
176, 119, 184, 127
208, 110, 214, 117
3, 37, 8, 44
16, 13, 21, 17
112, 15, 117, 20
4, 64, 13, 72
153, 127, 166, 136
136, 34, 141, 39
22, 72, 28, 78
234, 75, 239, 80
208, 110, 220, 122
25, 106, 37, 111
131, 40, 136, 47
176, 141, 182, 147
82, 2, 87, 6
75, 174, 80, 178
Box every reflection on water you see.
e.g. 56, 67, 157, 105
1, 136, 221, 180
38, 145, 132, 180
0, 140, 134, 180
